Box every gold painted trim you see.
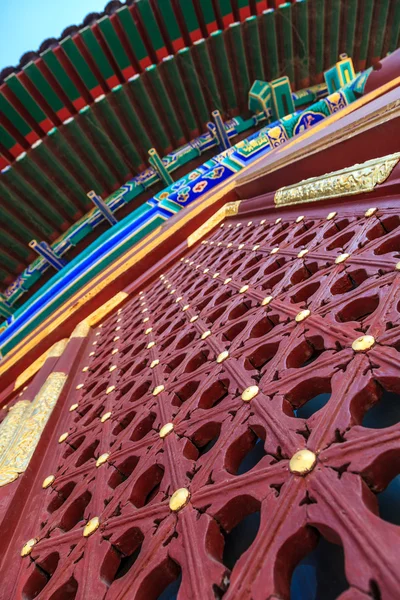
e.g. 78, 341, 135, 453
86, 292, 129, 327
71, 320, 91, 338
187, 200, 241, 247
13, 339, 68, 392
0, 372, 67, 486
274, 152, 400, 206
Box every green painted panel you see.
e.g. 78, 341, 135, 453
177, 0, 200, 35
97, 16, 131, 73
388, 1, 400, 52
60, 37, 100, 92
358, 0, 374, 63
41, 49, 81, 104
294, 0, 309, 84
159, 58, 198, 135
0, 177, 54, 238
23, 62, 65, 113
146, 64, 185, 143
80, 26, 115, 82
192, 39, 222, 113
156, 0, 182, 43
345, 0, 358, 57
328, 0, 341, 66
116, 7, 148, 63
261, 10, 279, 81
244, 16, 265, 81
111, 85, 152, 156
372, 0, 390, 58
314, 0, 325, 75
135, 0, 165, 52
128, 74, 171, 151
0, 125, 19, 152
0, 94, 33, 138
228, 23, 250, 110
4, 75, 47, 125
209, 31, 237, 112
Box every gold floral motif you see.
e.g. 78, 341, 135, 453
0, 372, 67, 487
47, 339, 69, 358
274, 153, 400, 207
13, 339, 67, 392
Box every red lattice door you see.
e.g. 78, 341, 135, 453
10, 203, 400, 600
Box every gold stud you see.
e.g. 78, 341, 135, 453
224, 278, 232, 285
95, 332, 101, 337
275, 217, 282, 224
352, 335, 375, 352
143, 317, 149, 323
58, 432, 69, 443
289, 449, 317, 475
82, 366, 89, 372
241, 386, 259, 402
150, 359, 159, 368
239, 285, 249, 294
270, 247, 279, 255
109, 365, 117, 372
142, 308, 148, 313
396, 262, 400, 271
217, 242, 222, 246
42, 475, 55, 489
216, 350, 229, 363
113, 336, 120, 342
247, 221, 252, 227
139, 290, 144, 295
167, 284, 172, 289
21, 538, 37, 557
261, 296, 273, 306
201, 330, 211, 340
252, 244, 260, 251
227, 242, 233, 248
170, 289, 175, 295
176, 296, 183, 302
169, 488, 190, 511
203, 268, 209, 274
117, 317, 122, 322
365, 207, 377, 217
101, 411, 112, 423
227, 224, 232, 228
238, 243, 244, 250
112, 348, 118, 355
327, 211, 337, 220
260, 219, 266, 225
96, 453, 110, 467
145, 327, 153, 334
220, 223, 224, 228
209, 241, 214, 245
182, 304, 190, 311
89, 351, 95, 357
236, 223, 241, 228
297, 249, 308, 258
69, 403, 79, 412
160, 423, 174, 438
335, 253, 350, 264
296, 215, 304, 223
295, 309, 311, 322
147, 341, 156, 349
115, 326, 121, 331
92, 341, 97, 346
153, 384, 165, 396
106, 385, 115, 394
212, 273, 219, 279
190, 315, 198, 323
83, 517, 100, 537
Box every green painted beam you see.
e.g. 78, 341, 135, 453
345, 0, 358, 58
192, 39, 223, 113
371, 0, 390, 60
116, 6, 150, 69
228, 22, 250, 112
388, 1, 400, 53
294, 0, 309, 87
41, 49, 84, 111
159, 57, 198, 137
178, 47, 209, 127
97, 16, 135, 80
328, 0, 341, 67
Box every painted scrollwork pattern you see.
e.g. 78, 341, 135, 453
11, 204, 400, 599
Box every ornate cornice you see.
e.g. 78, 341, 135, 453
274, 152, 400, 207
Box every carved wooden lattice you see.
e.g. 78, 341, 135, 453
16, 205, 400, 599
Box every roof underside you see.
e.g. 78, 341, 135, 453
0, 0, 399, 289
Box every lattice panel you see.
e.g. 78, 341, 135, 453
17, 206, 400, 599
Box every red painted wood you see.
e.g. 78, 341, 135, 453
1, 193, 399, 598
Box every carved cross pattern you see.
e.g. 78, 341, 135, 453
13, 206, 400, 599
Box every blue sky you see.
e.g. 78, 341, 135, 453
0, 0, 108, 69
